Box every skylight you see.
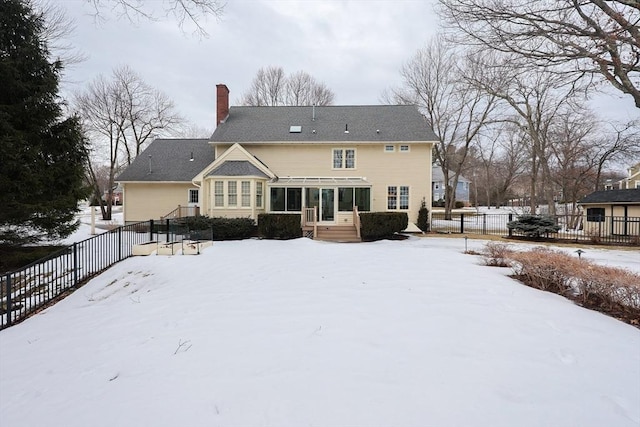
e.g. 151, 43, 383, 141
289, 125, 302, 133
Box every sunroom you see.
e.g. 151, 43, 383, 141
267, 177, 371, 226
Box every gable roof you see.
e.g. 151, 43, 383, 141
116, 139, 214, 182
207, 160, 270, 178
211, 105, 438, 143
578, 189, 640, 204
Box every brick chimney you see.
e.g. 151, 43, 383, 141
216, 84, 229, 126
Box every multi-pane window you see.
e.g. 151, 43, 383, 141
188, 189, 199, 204
241, 181, 251, 207
228, 181, 237, 207
256, 182, 263, 208
399, 186, 409, 209
399, 145, 410, 152
387, 186, 397, 210
387, 185, 409, 210
214, 181, 224, 207
332, 148, 355, 169
345, 149, 355, 168
333, 149, 343, 168
384, 145, 395, 152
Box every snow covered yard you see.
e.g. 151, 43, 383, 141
0, 237, 639, 427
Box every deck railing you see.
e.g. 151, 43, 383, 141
161, 205, 200, 221
302, 207, 318, 238
353, 206, 361, 239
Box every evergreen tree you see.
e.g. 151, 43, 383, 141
0, 0, 88, 246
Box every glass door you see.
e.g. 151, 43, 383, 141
321, 188, 335, 222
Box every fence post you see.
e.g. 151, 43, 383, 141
460, 213, 465, 234
5, 274, 12, 327
166, 218, 170, 242
73, 243, 78, 288
482, 213, 487, 235
508, 213, 513, 237
118, 227, 122, 261
149, 219, 154, 242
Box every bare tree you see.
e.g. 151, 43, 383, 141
388, 36, 497, 218
86, 0, 224, 37
75, 66, 183, 220
591, 120, 640, 190
240, 66, 335, 106
437, 0, 640, 108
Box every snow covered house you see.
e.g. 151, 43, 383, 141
117, 84, 438, 238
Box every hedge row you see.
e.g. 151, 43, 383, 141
257, 214, 302, 239
177, 216, 256, 240
359, 212, 408, 241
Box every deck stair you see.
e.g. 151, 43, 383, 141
314, 225, 361, 242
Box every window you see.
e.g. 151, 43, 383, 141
241, 181, 251, 207
587, 208, 605, 222
256, 182, 263, 208
228, 181, 237, 207
434, 192, 440, 200
338, 187, 354, 211
270, 187, 302, 212
388, 185, 409, 210
636, 181, 640, 189
332, 148, 356, 169
355, 188, 370, 211
270, 188, 285, 211
387, 186, 397, 210
287, 188, 302, 211
214, 181, 224, 207
384, 145, 395, 152
434, 183, 440, 190
399, 186, 409, 209
333, 149, 343, 168
188, 189, 199, 204
399, 144, 410, 152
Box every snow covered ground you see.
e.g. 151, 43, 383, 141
1, 235, 638, 427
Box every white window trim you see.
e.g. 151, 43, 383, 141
212, 179, 258, 209
387, 184, 410, 211
188, 188, 199, 204
332, 148, 357, 170
399, 144, 410, 152
384, 145, 395, 153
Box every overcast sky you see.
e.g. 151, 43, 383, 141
57, 0, 637, 135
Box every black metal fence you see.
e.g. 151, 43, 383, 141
0, 218, 195, 330
430, 212, 640, 246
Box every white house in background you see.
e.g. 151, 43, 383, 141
431, 169, 471, 205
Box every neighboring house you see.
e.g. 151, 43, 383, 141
616, 162, 640, 189
102, 183, 123, 205
431, 169, 470, 205
578, 189, 640, 237
117, 84, 438, 234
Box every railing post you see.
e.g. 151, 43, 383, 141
5, 274, 12, 327
149, 219, 154, 242
118, 227, 122, 261
166, 218, 170, 242
73, 242, 78, 288
482, 213, 487, 235
460, 213, 465, 234
508, 213, 513, 237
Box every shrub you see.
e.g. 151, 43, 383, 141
454, 201, 465, 209
257, 214, 302, 239
416, 199, 430, 232
481, 242, 513, 267
507, 214, 561, 238
360, 212, 408, 241
178, 216, 256, 240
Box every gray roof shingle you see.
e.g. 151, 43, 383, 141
211, 105, 438, 143
116, 139, 214, 182
207, 160, 269, 178
578, 189, 640, 204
